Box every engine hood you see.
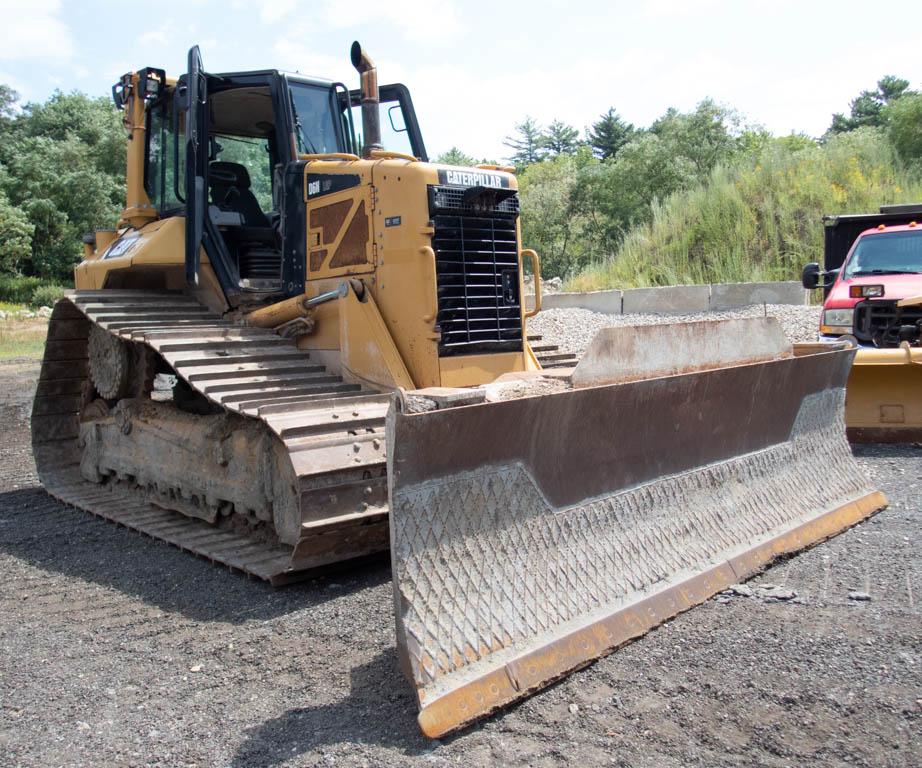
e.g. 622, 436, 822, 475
826, 273, 922, 307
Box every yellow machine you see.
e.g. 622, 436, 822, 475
32, 43, 886, 737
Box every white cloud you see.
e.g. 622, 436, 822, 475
0, 0, 74, 60
140, 28, 171, 47
319, 0, 463, 42
258, 0, 297, 24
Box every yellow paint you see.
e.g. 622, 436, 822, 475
70, 76, 540, 392
439, 352, 527, 388
339, 284, 415, 390
846, 347, 922, 434
305, 162, 376, 279
246, 294, 309, 328
119, 73, 157, 230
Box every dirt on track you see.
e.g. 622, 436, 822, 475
1, 359, 920, 768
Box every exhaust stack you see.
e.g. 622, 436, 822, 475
351, 41, 381, 157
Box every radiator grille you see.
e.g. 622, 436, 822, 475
431, 200, 523, 357
854, 299, 922, 346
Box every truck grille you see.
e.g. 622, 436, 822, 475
430, 187, 523, 357
854, 299, 922, 345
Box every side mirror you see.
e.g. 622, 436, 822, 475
801, 262, 821, 290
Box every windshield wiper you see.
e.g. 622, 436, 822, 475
851, 269, 922, 276
289, 93, 318, 155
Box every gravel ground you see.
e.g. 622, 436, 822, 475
2, 320, 921, 767
529, 304, 823, 355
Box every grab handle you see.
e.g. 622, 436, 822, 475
420, 246, 439, 323
522, 249, 541, 318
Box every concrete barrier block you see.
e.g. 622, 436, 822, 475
621, 285, 710, 315
709, 281, 808, 310
540, 290, 623, 315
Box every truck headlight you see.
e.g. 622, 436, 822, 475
821, 308, 854, 334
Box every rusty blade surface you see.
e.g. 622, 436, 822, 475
387, 347, 885, 737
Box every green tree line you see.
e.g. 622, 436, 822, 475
1, 76, 921, 298
0, 86, 125, 292
436, 76, 922, 285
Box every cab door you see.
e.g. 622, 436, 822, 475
183, 45, 208, 287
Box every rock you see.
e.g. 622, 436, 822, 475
568, 703, 579, 714
848, 591, 872, 602
727, 584, 753, 598
755, 585, 797, 601
189, 664, 202, 673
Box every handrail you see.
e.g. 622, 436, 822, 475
299, 152, 361, 162
522, 249, 542, 318
370, 149, 418, 162
419, 246, 439, 323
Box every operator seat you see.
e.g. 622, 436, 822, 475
209, 161, 270, 228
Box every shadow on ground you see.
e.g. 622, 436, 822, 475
851, 442, 922, 459
232, 649, 433, 766
0, 485, 391, 623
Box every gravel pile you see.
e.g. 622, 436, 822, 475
530, 304, 822, 356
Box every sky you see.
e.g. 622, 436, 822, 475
1, 0, 920, 160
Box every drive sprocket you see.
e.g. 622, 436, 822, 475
88, 325, 130, 400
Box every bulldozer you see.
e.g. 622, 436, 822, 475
31, 43, 886, 738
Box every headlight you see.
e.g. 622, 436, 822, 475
821, 308, 854, 334
823, 308, 854, 327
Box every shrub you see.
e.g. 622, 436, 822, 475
567, 129, 922, 290
0, 274, 43, 303
30, 283, 66, 308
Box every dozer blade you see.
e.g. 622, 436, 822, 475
387, 318, 886, 737
845, 345, 922, 442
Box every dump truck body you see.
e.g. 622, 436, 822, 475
31, 43, 886, 735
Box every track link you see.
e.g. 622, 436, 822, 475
31, 290, 390, 584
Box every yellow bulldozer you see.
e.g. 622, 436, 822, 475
31, 43, 885, 737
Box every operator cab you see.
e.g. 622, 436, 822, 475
138, 46, 425, 308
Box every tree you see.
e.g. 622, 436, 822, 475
0, 89, 126, 280
435, 146, 476, 166
0, 85, 18, 133
518, 148, 596, 278
572, 133, 697, 253
540, 119, 580, 156
587, 108, 634, 159
886, 92, 922, 164
650, 99, 738, 177
829, 75, 911, 134
503, 116, 544, 167
0, 191, 34, 273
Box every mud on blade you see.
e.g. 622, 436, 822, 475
387, 319, 886, 737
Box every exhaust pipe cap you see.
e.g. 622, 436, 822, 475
350, 41, 363, 70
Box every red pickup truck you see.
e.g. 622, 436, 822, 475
802, 205, 922, 441
803, 221, 922, 345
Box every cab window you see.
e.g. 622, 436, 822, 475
289, 83, 341, 155
145, 96, 185, 213
346, 98, 415, 158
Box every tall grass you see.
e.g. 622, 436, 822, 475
567, 129, 922, 290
